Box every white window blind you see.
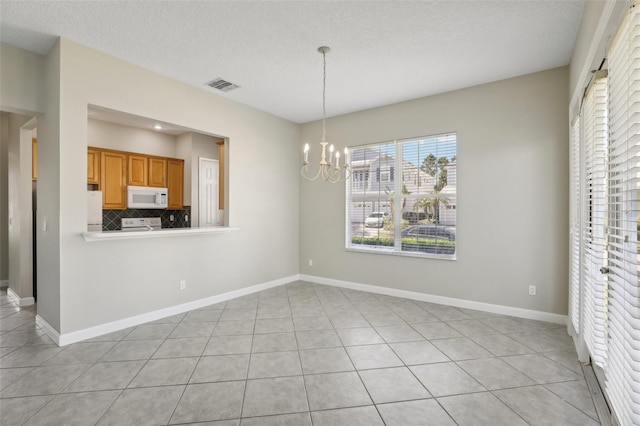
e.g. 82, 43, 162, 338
582, 72, 609, 367
606, 4, 640, 424
570, 117, 582, 335
347, 134, 456, 259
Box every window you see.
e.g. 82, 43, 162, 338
347, 133, 457, 259
377, 166, 394, 182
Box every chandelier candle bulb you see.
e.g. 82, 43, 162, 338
335, 151, 340, 168
329, 144, 334, 165
304, 143, 309, 164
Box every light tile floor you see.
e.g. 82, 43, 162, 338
0, 282, 600, 425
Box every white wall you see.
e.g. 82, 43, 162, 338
300, 67, 570, 315
87, 118, 178, 158
41, 38, 299, 335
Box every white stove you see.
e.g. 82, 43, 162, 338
121, 217, 162, 232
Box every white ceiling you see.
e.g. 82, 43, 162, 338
1, 1, 585, 124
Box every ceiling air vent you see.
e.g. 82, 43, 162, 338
205, 78, 240, 92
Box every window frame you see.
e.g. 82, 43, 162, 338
345, 133, 457, 261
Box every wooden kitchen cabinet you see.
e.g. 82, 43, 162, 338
217, 140, 225, 210
87, 148, 100, 184
101, 151, 127, 209
167, 159, 184, 209
128, 154, 148, 186
148, 157, 167, 187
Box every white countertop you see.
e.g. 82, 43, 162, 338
82, 226, 238, 242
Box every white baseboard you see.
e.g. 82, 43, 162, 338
54, 274, 300, 346
7, 287, 35, 307
300, 274, 567, 325
40, 272, 568, 346
36, 315, 61, 346
0, 279, 8, 289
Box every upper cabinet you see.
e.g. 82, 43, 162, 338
217, 141, 225, 210
87, 148, 100, 184
100, 151, 128, 209
167, 159, 184, 210
127, 154, 148, 186
89, 147, 184, 209
148, 157, 167, 187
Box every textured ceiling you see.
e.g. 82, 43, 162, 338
0, 1, 585, 123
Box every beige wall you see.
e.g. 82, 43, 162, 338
0, 43, 45, 114
2, 34, 575, 335
36, 41, 62, 330
300, 67, 570, 315
175, 132, 219, 224
6, 113, 35, 300
0, 113, 8, 282
46, 39, 299, 334
87, 118, 178, 157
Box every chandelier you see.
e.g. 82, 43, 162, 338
301, 46, 351, 183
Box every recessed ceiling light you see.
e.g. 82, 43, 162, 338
153, 124, 163, 130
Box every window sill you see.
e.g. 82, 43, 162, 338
82, 226, 239, 242
346, 246, 456, 261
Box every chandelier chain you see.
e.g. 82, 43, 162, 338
322, 48, 327, 142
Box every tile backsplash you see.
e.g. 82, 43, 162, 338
102, 206, 191, 231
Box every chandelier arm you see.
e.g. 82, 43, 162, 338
326, 166, 351, 183
301, 164, 324, 181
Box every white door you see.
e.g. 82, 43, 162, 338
199, 158, 219, 227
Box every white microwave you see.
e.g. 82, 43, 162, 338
127, 186, 168, 209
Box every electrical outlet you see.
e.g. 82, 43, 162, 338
179, 280, 186, 290
170, 214, 175, 221
308, 259, 313, 267
529, 285, 537, 296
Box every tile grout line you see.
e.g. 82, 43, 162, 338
238, 296, 259, 421
292, 284, 315, 423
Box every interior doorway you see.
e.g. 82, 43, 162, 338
198, 157, 220, 227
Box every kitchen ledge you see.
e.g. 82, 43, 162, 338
82, 226, 238, 242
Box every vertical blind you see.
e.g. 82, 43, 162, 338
606, 4, 640, 425
582, 73, 609, 367
570, 117, 581, 335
